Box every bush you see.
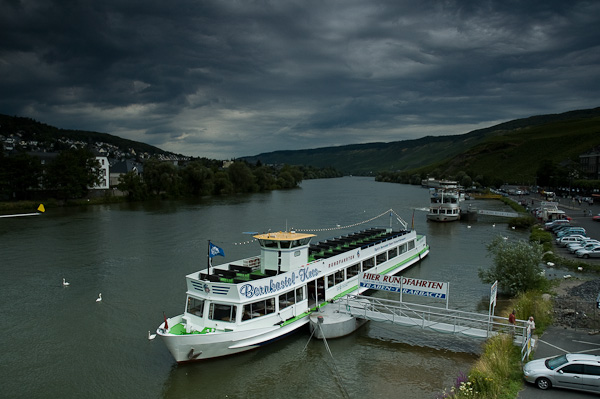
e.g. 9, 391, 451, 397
512, 290, 553, 334
479, 236, 546, 296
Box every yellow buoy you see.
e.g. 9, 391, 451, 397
37, 204, 45, 213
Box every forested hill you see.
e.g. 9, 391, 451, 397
241, 107, 600, 175
0, 114, 173, 159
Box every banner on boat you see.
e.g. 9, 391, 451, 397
359, 273, 448, 299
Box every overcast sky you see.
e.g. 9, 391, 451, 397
1, 1, 599, 159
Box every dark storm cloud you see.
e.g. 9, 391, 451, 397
1, 0, 598, 159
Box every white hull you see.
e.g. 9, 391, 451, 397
158, 223, 429, 362
426, 212, 460, 222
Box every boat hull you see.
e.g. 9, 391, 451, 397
426, 213, 460, 222
159, 317, 309, 362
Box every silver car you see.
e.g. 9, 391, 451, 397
576, 245, 600, 259
523, 353, 600, 392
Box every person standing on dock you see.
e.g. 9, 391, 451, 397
508, 310, 516, 335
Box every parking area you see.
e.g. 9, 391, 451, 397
519, 327, 600, 398
512, 193, 600, 264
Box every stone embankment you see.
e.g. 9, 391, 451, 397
553, 278, 600, 331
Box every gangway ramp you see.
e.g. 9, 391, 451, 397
336, 294, 529, 344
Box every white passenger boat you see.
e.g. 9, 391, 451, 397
157, 210, 429, 362
427, 188, 461, 222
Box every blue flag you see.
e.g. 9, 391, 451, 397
209, 242, 225, 258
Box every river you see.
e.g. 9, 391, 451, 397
0, 177, 527, 398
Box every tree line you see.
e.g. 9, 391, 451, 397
0, 148, 342, 202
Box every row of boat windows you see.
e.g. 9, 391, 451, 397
325, 240, 414, 287
429, 208, 460, 215
258, 237, 312, 249
187, 238, 416, 323
187, 287, 305, 323
431, 197, 458, 204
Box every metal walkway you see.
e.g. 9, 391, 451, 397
335, 294, 532, 359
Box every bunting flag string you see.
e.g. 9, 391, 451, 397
227, 208, 409, 246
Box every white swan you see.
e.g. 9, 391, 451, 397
62, 278, 70, 287
148, 331, 156, 340
467, 225, 471, 229
492, 224, 496, 227
96, 293, 102, 302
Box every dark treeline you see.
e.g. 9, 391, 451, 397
375, 160, 600, 195
0, 148, 342, 202
119, 158, 342, 201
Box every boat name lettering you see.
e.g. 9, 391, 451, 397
239, 267, 320, 298
299, 267, 320, 281
327, 254, 355, 268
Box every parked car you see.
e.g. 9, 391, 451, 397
568, 240, 600, 253
575, 245, 600, 259
557, 228, 586, 238
552, 225, 577, 234
593, 214, 600, 222
523, 353, 600, 393
545, 220, 571, 230
556, 235, 587, 247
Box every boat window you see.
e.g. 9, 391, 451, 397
399, 244, 407, 254
363, 257, 374, 270
299, 237, 311, 246
208, 303, 237, 323
407, 240, 415, 250
279, 290, 296, 309
346, 263, 360, 278
376, 253, 387, 264
187, 296, 205, 317
327, 273, 335, 287
242, 298, 276, 321
335, 270, 344, 284
388, 247, 398, 259
296, 286, 304, 301
281, 241, 292, 249
264, 240, 279, 248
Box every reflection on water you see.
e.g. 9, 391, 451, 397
0, 177, 527, 399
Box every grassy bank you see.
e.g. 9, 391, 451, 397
0, 196, 126, 212
440, 291, 553, 399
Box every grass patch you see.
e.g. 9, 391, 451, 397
439, 290, 554, 399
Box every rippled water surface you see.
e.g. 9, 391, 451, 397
0, 177, 527, 398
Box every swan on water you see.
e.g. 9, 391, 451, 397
148, 331, 156, 340
62, 278, 70, 287
96, 293, 102, 302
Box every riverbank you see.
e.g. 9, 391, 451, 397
0, 196, 126, 213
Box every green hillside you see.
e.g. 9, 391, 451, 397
435, 116, 600, 184
242, 107, 600, 177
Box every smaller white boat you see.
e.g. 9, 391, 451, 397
427, 188, 461, 222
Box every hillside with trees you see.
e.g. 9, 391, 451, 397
242, 107, 600, 179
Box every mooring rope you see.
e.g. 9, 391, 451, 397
317, 322, 351, 399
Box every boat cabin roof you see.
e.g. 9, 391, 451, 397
253, 231, 316, 241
